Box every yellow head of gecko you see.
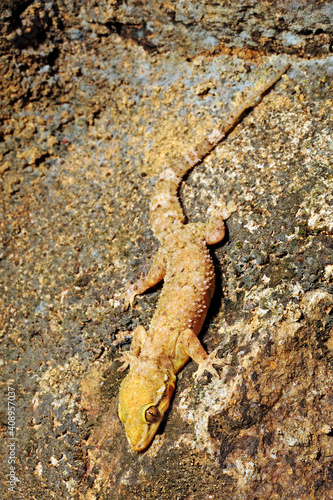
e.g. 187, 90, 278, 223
118, 363, 176, 451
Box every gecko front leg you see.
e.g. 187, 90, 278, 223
122, 247, 167, 311
116, 324, 148, 371
178, 328, 227, 382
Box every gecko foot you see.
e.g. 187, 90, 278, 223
218, 194, 239, 220
122, 273, 147, 311
115, 350, 137, 372
111, 330, 133, 349
193, 349, 228, 382
122, 286, 138, 312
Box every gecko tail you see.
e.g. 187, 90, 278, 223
150, 136, 219, 238
150, 62, 290, 240
150, 167, 185, 238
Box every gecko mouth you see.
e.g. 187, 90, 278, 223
131, 440, 151, 452
127, 425, 157, 452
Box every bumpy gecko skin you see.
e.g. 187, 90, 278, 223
118, 63, 290, 452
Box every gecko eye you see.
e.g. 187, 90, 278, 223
144, 406, 160, 423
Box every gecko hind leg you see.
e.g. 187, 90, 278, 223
205, 195, 238, 245
122, 247, 167, 311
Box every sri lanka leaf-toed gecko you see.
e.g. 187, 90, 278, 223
117, 63, 290, 452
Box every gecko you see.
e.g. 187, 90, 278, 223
117, 63, 290, 452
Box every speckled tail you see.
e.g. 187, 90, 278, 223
150, 63, 290, 240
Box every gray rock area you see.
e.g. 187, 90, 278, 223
0, 1, 333, 498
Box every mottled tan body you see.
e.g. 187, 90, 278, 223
118, 63, 290, 451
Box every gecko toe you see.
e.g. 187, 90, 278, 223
193, 349, 227, 382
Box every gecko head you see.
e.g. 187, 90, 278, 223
118, 365, 176, 452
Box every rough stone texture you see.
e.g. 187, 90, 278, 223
0, 1, 333, 499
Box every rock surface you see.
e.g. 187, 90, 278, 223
0, 1, 333, 499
